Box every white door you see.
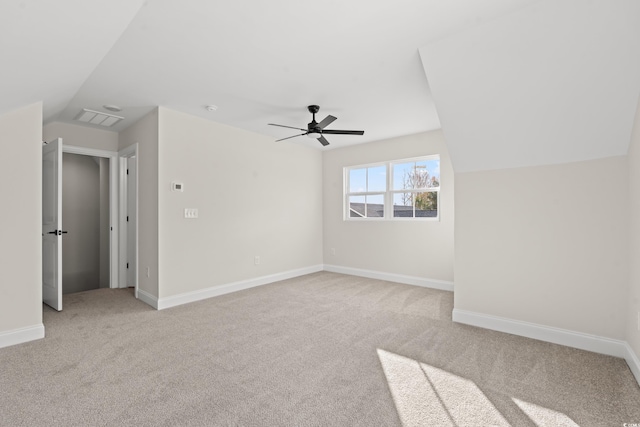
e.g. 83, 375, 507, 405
42, 138, 63, 311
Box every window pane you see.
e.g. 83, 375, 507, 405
393, 162, 413, 190
420, 159, 440, 188
349, 195, 365, 217
415, 191, 438, 217
349, 195, 386, 218
366, 194, 384, 217
367, 166, 386, 192
394, 161, 429, 190
349, 168, 366, 193
393, 192, 413, 217
393, 159, 440, 191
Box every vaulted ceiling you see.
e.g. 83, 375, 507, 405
1, 0, 638, 166
420, 0, 640, 172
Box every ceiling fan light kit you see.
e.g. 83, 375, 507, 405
269, 105, 364, 146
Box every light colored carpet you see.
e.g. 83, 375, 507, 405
1, 271, 639, 426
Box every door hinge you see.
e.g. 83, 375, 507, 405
127, 215, 129, 222
127, 168, 129, 175
126, 262, 129, 269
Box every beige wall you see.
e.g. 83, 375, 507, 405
0, 103, 43, 334
628, 97, 640, 359
43, 121, 118, 151
157, 108, 323, 298
119, 109, 159, 299
455, 157, 629, 339
322, 131, 454, 282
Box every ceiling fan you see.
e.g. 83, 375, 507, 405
268, 105, 364, 146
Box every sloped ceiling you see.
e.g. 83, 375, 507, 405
420, 0, 640, 172
0, 1, 146, 121
0, 0, 538, 149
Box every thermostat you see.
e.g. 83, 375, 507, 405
172, 182, 184, 192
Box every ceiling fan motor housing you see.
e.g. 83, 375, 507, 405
308, 105, 320, 129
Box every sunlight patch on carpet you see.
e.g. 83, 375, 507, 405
377, 348, 583, 427
377, 348, 509, 426
512, 397, 579, 427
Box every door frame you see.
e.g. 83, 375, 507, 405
62, 145, 119, 288
118, 144, 139, 298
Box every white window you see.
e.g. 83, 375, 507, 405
345, 155, 440, 220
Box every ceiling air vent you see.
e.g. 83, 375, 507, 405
74, 108, 124, 127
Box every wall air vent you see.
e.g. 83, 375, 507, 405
74, 108, 124, 127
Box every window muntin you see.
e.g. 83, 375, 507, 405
345, 156, 440, 220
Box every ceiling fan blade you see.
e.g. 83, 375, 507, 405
269, 123, 307, 131
321, 129, 364, 135
318, 135, 330, 146
317, 115, 337, 129
275, 133, 307, 142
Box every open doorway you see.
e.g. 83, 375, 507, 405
61, 152, 110, 294
62, 145, 120, 293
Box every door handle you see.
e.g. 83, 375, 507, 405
47, 230, 68, 235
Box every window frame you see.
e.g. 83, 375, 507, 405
344, 155, 440, 221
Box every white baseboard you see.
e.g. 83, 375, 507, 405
323, 264, 454, 292
137, 288, 159, 309
157, 265, 324, 310
623, 342, 640, 386
453, 309, 640, 387
0, 324, 45, 349
452, 308, 628, 358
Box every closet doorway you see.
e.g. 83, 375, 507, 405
61, 151, 111, 293
61, 145, 119, 294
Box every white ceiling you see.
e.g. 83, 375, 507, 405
1, 0, 539, 150
3, 1, 637, 166
420, 0, 640, 172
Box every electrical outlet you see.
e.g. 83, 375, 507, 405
331, 248, 336, 256
184, 208, 198, 219
254, 256, 260, 265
